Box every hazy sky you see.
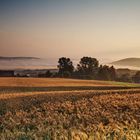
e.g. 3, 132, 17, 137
0, 0, 140, 61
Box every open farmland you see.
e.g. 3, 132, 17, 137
0, 78, 140, 140
0, 77, 139, 87
0, 78, 114, 87
0, 78, 139, 94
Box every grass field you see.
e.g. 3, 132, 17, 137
0, 78, 140, 140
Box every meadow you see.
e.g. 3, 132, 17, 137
0, 78, 140, 140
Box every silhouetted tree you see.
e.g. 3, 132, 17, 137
97, 65, 111, 80
109, 66, 117, 80
46, 70, 52, 77
119, 73, 132, 82
133, 71, 140, 83
58, 57, 74, 77
57, 56, 118, 81
97, 65, 117, 81
77, 57, 99, 75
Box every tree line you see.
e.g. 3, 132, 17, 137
42, 56, 139, 83
57, 57, 116, 81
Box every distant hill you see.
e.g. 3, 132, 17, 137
111, 58, 140, 67
0, 56, 40, 60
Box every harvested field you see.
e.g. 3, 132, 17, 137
0, 78, 139, 94
0, 78, 140, 139
0, 77, 138, 87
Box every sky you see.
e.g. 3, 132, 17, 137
0, 0, 140, 61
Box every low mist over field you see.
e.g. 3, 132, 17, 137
111, 58, 140, 67
0, 56, 140, 70
110, 58, 140, 70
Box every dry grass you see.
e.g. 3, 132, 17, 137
0, 89, 140, 100
0, 77, 126, 87
0, 78, 140, 139
0, 90, 140, 139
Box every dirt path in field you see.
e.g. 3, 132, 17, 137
0, 89, 140, 100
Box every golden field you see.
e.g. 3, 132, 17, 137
0, 78, 140, 140
0, 77, 139, 88
0, 77, 116, 87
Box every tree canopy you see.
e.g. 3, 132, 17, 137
58, 57, 74, 77
133, 71, 140, 83
77, 57, 99, 75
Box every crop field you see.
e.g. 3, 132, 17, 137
0, 78, 140, 140
0, 78, 139, 94
0, 78, 115, 87
0, 77, 139, 88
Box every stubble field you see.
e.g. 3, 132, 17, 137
0, 78, 140, 140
